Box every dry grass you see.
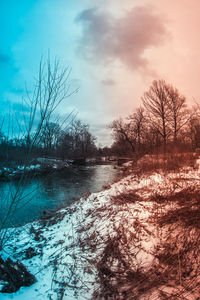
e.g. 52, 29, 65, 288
58, 157, 200, 299
136, 152, 198, 174
150, 187, 198, 204
146, 186, 200, 299
11, 153, 200, 299
111, 191, 142, 205
88, 169, 200, 298
155, 188, 200, 228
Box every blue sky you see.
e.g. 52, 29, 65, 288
1, 0, 200, 145
1, 0, 118, 145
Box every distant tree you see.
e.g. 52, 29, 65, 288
97, 146, 113, 157
110, 118, 136, 155
63, 120, 97, 159
110, 138, 133, 156
39, 122, 61, 153
0, 131, 4, 143
188, 114, 200, 150
58, 131, 74, 159
128, 107, 146, 152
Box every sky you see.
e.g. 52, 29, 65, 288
1, 0, 200, 146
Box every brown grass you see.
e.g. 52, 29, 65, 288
40, 153, 200, 299
136, 152, 198, 174
91, 183, 200, 298
111, 191, 142, 205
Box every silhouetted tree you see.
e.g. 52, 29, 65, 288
165, 83, 189, 144
70, 120, 97, 159
110, 118, 136, 155
128, 107, 146, 152
188, 115, 200, 150
39, 122, 61, 153
0, 56, 76, 244
142, 80, 172, 153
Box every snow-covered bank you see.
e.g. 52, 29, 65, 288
0, 159, 72, 181
1, 165, 200, 299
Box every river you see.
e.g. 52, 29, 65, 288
0, 164, 122, 227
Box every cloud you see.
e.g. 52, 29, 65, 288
101, 79, 115, 86
12, 102, 30, 112
89, 123, 112, 146
0, 52, 11, 66
11, 87, 25, 94
76, 6, 168, 72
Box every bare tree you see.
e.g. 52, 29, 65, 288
0, 56, 77, 247
23, 56, 77, 150
39, 122, 61, 152
142, 80, 171, 153
165, 84, 190, 144
128, 107, 146, 152
188, 112, 200, 150
69, 120, 97, 159
110, 118, 136, 155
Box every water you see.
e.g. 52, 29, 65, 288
0, 164, 122, 227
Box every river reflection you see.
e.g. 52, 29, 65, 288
0, 164, 121, 227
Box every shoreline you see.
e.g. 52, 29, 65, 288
1, 162, 200, 298
0, 160, 121, 182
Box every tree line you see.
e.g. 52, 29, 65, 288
0, 57, 98, 166
2, 76, 199, 165
110, 79, 200, 156
0, 119, 97, 165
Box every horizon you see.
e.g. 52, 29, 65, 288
1, 0, 200, 146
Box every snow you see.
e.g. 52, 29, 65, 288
1, 165, 200, 299
122, 160, 133, 168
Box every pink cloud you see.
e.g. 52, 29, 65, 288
76, 6, 168, 72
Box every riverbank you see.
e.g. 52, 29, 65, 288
0, 164, 122, 228
1, 155, 200, 299
0, 157, 122, 181
0, 159, 71, 181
